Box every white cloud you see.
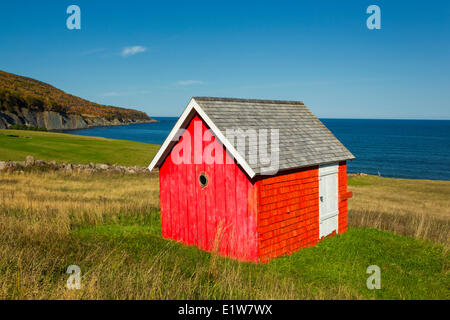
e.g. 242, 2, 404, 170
121, 46, 147, 57
175, 80, 204, 86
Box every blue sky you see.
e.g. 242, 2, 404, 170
0, 0, 449, 118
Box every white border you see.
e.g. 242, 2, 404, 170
148, 98, 257, 178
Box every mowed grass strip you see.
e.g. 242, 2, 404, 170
0, 129, 159, 167
0, 171, 448, 299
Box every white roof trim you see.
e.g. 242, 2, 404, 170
148, 98, 197, 172
148, 98, 257, 178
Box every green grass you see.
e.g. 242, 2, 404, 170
73, 215, 449, 300
272, 228, 448, 299
0, 170, 448, 299
348, 176, 371, 186
0, 129, 159, 166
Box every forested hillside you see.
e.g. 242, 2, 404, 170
0, 70, 151, 121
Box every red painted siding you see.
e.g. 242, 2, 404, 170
257, 167, 320, 262
338, 161, 348, 233
159, 114, 259, 262
159, 114, 350, 263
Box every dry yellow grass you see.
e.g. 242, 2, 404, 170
0, 170, 160, 240
0, 170, 306, 299
348, 175, 450, 245
0, 170, 448, 299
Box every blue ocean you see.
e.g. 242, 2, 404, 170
69, 118, 450, 181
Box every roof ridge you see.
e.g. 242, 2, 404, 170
149, 97, 355, 176
193, 96, 304, 105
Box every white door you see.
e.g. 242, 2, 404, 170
319, 164, 339, 238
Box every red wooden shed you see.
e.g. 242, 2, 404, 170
149, 97, 354, 263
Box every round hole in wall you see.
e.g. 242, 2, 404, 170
199, 173, 208, 188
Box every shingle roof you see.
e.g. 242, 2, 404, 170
193, 97, 354, 175
148, 97, 354, 177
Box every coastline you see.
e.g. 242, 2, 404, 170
52, 118, 158, 132
2, 119, 449, 181
0, 106, 159, 131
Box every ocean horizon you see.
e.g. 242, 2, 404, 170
68, 118, 450, 181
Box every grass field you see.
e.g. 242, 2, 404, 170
0, 129, 159, 167
348, 175, 450, 245
0, 170, 448, 299
0, 130, 448, 299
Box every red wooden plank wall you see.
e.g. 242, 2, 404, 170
338, 161, 348, 233
159, 114, 259, 262
257, 166, 320, 262
158, 113, 348, 263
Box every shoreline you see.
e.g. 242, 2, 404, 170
1, 126, 448, 182
52, 118, 158, 133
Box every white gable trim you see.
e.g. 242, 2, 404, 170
148, 98, 257, 178
148, 98, 197, 172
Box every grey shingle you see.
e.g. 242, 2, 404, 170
194, 97, 355, 175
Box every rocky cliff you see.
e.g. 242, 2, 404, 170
0, 107, 156, 130
0, 70, 156, 130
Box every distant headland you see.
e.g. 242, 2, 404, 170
0, 70, 156, 130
